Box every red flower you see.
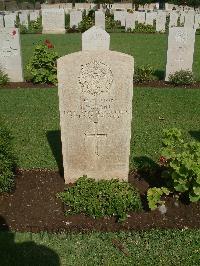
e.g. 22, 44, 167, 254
12, 30, 16, 36
44, 39, 54, 49
159, 156, 168, 166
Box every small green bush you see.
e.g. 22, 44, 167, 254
0, 69, 9, 85
133, 65, 156, 83
168, 70, 194, 86
0, 124, 17, 192
78, 15, 94, 32
58, 176, 142, 222
147, 187, 170, 210
160, 128, 200, 202
132, 23, 156, 33
26, 41, 58, 85
29, 17, 42, 34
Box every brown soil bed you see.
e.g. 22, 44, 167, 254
1, 81, 200, 90
0, 170, 199, 233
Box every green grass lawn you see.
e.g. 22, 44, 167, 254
0, 229, 200, 265
0, 87, 199, 170
21, 33, 200, 81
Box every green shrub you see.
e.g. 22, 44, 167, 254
78, 15, 94, 32
0, 124, 17, 192
132, 23, 156, 33
26, 41, 58, 85
0, 69, 9, 85
160, 128, 200, 202
168, 70, 194, 86
133, 65, 156, 83
58, 176, 142, 222
29, 17, 42, 34
147, 187, 170, 210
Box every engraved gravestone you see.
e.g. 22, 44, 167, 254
0, 28, 23, 82
57, 51, 134, 183
145, 12, 156, 26
95, 11, 105, 29
114, 11, 126, 26
165, 27, 196, 81
70, 10, 82, 28
169, 11, 179, 27
19, 13, 28, 27
4, 14, 16, 28
82, 26, 110, 51
0, 15, 4, 28
125, 13, 135, 30
184, 13, 194, 28
156, 11, 166, 32
136, 11, 145, 24
42, 9, 65, 34
30, 11, 40, 21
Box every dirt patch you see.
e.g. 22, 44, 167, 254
0, 170, 199, 233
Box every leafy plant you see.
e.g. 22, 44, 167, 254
29, 17, 42, 34
0, 69, 9, 85
78, 15, 94, 33
26, 40, 58, 85
0, 123, 17, 192
160, 128, 200, 202
147, 187, 170, 210
168, 70, 194, 86
133, 65, 156, 83
58, 176, 142, 222
132, 23, 156, 33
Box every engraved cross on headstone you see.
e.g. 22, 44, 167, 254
85, 122, 107, 157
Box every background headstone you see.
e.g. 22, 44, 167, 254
4, 14, 16, 28
0, 15, 4, 28
125, 13, 135, 30
136, 11, 145, 24
169, 11, 179, 27
57, 50, 134, 183
165, 27, 196, 81
95, 11, 105, 29
114, 11, 126, 26
82, 26, 110, 51
19, 13, 28, 27
70, 10, 82, 28
42, 9, 65, 34
145, 12, 156, 26
0, 28, 23, 82
30, 11, 40, 21
156, 11, 166, 32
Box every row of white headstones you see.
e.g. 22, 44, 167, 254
0, 25, 196, 182
0, 25, 196, 82
1, 9, 200, 33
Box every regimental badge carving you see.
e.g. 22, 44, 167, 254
79, 60, 113, 96
175, 30, 187, 44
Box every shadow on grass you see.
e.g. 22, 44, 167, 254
0, 215, 60, 266
189, 131, 200, 141
46, 130, 64, 176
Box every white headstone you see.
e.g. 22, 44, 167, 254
57, 50, 134, 183
0, 28, 23, 82
136, 11, 146, 24
145, 12, 156, 26
42, 9, 65, 34
19, 13, 28, 28
195, 14, 200, 29
169, 11, 179, 27
95, 11, 105, 29
165, 27, 196, 81
114, 11, 126, 26
184, 13, 194, 28
125, 13, 135, 30
30, 11, 40, 21
0, 15, 4, 28
82, 26, 110, 51
4, 14, 16, 28
156, 11, 166, 32
70, 11, 82, 28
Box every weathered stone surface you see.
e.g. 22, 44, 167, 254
19, 13, 28, 27
169, 11, 179, 27
165, 27, 196, 81
114, 11, 126, 26
145, 12, 156, 26
30, 11, 40, 21
82, 26, 110, 51
156, 11, 166, 32
95, 11, 105, 29
42, 9, 65, 34
184, 13, 194, 28
57, 50, 134, 183
0, 15, 4, 28
136, 11, 145, 24
4, 14, 16, 28
0, 28, 23, 82
125, 13, 135, 30
70, 10, 82, 28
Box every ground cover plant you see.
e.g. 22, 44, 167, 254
0, 69, 9, 85
0, 229, 200, 265
58, 176, 142, 222
168, 70, 194, 86
20, 33, 200, 81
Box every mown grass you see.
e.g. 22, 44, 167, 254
0, 87, 199, 170
0, 229, 199, 265
21, 33, 200, 81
